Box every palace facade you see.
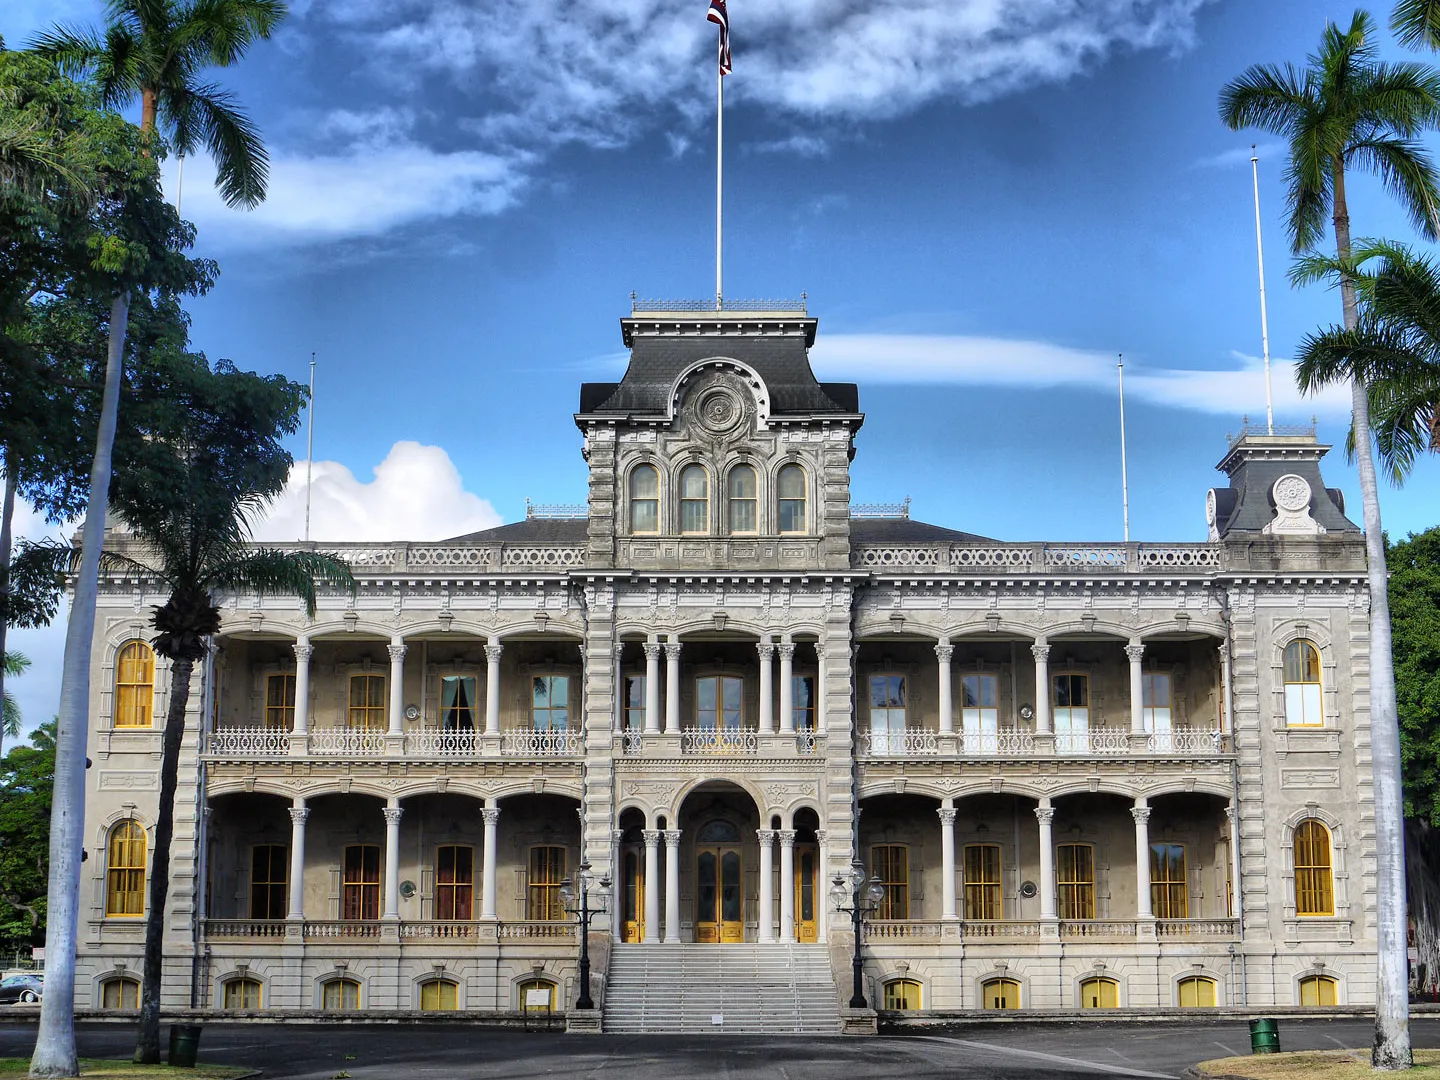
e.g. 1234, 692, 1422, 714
76, 302, 1376, 1027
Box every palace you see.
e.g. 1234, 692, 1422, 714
76, 301, 1376, 1029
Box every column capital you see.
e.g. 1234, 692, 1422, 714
643, 642, 662, 661
937, 808, 957, 826
382, 806, 404, 826
485, 643, 504, 663
757, 829, 776, 845
814, 830, 827, 844
1225, 802, 1238, 821
664, 641, 682, 660
934, 643, 954, 663
1034, 806, 1055, 827
641, 829, 661, 847
293, 643, 313, 663
481, 807, 501, 827
777, 642, 796, 661
1130, 806, 1152, 825
612, 829, 625, 844
757, 640, 775, 660
289, 807, 310, 826
1125, 643, 1146, 664
1031, 642, 1051, 663
778, 829, 796, 848
662, 829, 681, 847
388, 643, 407, 664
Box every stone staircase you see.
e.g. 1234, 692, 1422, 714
602, 943, 841, 1034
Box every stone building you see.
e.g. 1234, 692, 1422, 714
75, 301, 1375, 1029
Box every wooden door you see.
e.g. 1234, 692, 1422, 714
794, 844, 818, 942
621, 847, 644, 943
696, 846, 744, 942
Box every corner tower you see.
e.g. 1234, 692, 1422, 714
576, 300, 863, 571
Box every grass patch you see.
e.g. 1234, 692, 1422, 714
0, 1059, 250, 1079
1195, 1048, 1440, 1079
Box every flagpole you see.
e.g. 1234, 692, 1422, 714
1250, 144, 1274, 435
304, 353, 315, 543
716, 50, 723, 311
1118, 353, 1130, 543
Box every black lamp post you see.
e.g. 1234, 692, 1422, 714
559, 861, 610, 1011
830, 859, 886, 1009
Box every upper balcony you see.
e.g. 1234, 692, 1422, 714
856, 727, 1232, 761
203, 726, 586, 761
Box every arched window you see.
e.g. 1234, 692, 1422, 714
100, 977, 140, 1010
1294, 819, 1334, 916
679, 465, 709, 534
106, 820, 146, 917
630, 464, 659, 534
882, 979, 922, 1010
981, 977, 1020, 1009
1078, 976, 1119, 1009
727, 465, 757, 533
419, 979, 458, 1010
223, 978, 262, 1009
777, 464, 806, 533
1299, 974, 1338, 1006
322, 978, 361, 1011
1177, 976, 1216, 1008
1283, 639, 1323, 726
518, 978, 557, 1010
114, 641, 155, 728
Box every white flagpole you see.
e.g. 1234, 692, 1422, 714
304, 353, 315, 543
176, 154, 185, 216
1118, 353, 1130, 543
1250, 145, 1274, 435
716, 53, 724, 310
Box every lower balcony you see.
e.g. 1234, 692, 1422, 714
863, 918, 1238, 942
202, 918, 577, 943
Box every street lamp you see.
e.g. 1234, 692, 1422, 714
830, 859, 886, 1009
558, 861, 610, 1011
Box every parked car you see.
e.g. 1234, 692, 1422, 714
0, 975, 42, 1004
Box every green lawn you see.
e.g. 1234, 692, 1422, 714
1195, 1048, 1440, 1079
0, 1060, 251, 1079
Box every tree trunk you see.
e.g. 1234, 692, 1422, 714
1334, 160, 1413, 1071
29, 290, 129, 1080
1407, 820, 1440, 999
0, 465, 16, 759
139, 88, 157, 155
134, 653, 192, 1064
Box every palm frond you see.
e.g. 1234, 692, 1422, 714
187, 80, 267, 207
177, 0, 286, 67
1349, 135, 1440, 239
1394, 0, 1440, 50
1220, 63, 1312, 134
3, 652, 31, 678
204, 549, 356, 617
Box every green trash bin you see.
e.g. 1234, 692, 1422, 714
168, 1024, 203, 1068
1249, 1018, 1280, 1055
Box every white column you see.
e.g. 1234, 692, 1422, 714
1133, 797, 1153, 919
1219, 643, 1233, 734
778, 641, 796, 734
938, 804, 957, 919
663, 829, 682, 943
1036, 798, 1056, 921
612, 829, 626, 941
484, 643, 503, 735
779, 829, 796, 943
815, 648, 827, 734
642, 830, 661, 943
1127, 641, 1146, 735
382, 799, 403, 920
1226, 800, 1241, 921
815, 829, 828, 942
664, 638, 681, 734
292, 637, 312, 736
1032, 639, 1052, 734
287, 800, 308, 920
756, 830, 776, 943
643, 640, 662, 734
480, 802, 500, 919
387, 637, 406, 736
935, 640, 954, 734
757, 638, 775, 733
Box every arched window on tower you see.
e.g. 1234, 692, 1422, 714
1283, 639, 1323, 726
777, 464, 806, 534
679, 465, 709, 534
630, 464, 659, 534
727, 465, 757, 534
1293, 819, 1334, 916
114, 641, 155, 728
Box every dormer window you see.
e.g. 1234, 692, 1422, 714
630, 464, 659, 534
778, 464, 806, 533
727, 465, 757, 534
680, 465, 709, 534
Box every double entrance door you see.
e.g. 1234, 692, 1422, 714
695, 845, 744, 942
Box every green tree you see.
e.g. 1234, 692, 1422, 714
107, 355, 354, 1063
1221, 12, 1440, 1068
33, 0, 287, 209
2, 651, 28, 743
0, 720, 56, 955
1395, 0, 1440, 50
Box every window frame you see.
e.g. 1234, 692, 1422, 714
342, 844, 381, 921
1177, 975, 1217, 1008
249, 843, 288, 920
629, 463, 660, 535
1293, 819, 1335, 917
419, 979, 459, 1011
870, 844, 909, 921
726, 463, 758, 535
114, 641, 156, 728
695, 673, 745, 731
106, 820, 147, 917
347, 673, 386, 732
1141, 671, 1173, 734
531, 674, 571, 732
1283, 639, 1324, 727
961, 672, 1000, 735
265, 672, 296, 731
1150, 842, 1188, 920
223, 977, 263, 1010
1078, 976, 1119, 1009
776, 463, 807, 534
1299, 974, 1339, 1006
438, 674, 478, 732
1056, 842, 1095, 920
321, 978, 361, 1011
963, 843, 1003, 920
1051, 672, 1090, 737
981, 977, 1021, 1010
791, 674, 816, 731
435, 844, 474, 921
528, 845, 567, 921
101, 976, 141, 1010
678, 463, 710, 535
623, 674, 645, 731
517, 978, 558, 1010
882, 978, 922, 1011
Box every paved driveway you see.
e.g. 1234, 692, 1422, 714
3, 1017, 1439, 1078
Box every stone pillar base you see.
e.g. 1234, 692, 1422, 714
566, 1011, 603, 1034
840, 1007, 878, 1035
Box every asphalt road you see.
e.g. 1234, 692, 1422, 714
2, 1017, 1439, 1078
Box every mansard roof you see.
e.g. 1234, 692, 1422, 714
849, 518, 994, 544
445, 515, 991, 546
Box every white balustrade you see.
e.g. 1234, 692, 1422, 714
500, 729, 584, 756
961, 920, 1042, 940
206, 726, 289, 756
950, 546, 1035, 568
855, 545, 943, 568
303, 920, 384, 940
1139, 545, 1220, 568
1059, 919, 1138, 939
622, 730, 644, 755
398, 921, 480, 940
795, 730, 818, 754
407, 729, 480, 757
497, 920, 577, 940
336, 547, 400, 569
1155, 918, 1240, 939
309, 728, 386, 756
406, 546, 493, 568
861, 729, 940, 757
1147, 728, 1227, 755
680, 729, 759, 755
867, 920, 942, 941
1045, 545, 1129, 569
203, 919, 287, 939
1056, 728, 1129, 756
500, 545, 586, 569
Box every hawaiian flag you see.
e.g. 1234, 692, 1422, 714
707, 0, 731, 75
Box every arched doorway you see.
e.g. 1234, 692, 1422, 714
617, 808, 646, 943
793, 808, 820, 943
678, 781, 761, 943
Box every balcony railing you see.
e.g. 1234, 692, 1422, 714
1147, 729, 1227, 754
1054, 729, 1130, 756
959, 729, 1035, 755
1059, 919, 1138, 940
858, 727, 1229, 759
309, 728, 386, 756
398, 920, 481, 940
303, 920, 384, 940
206, 726, 289, 756
852, 541, 1223, 574
861, 730, 939, 757
497, 920, 576, 941
867, 920, 943, 941
681, 728, 759, 755
203, 919, 288, 939
500, 729, 583, 757
961, 920, 1042, 940
408, 729, 479, 757
1156, 918, 1239, 939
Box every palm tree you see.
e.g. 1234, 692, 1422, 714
1395, 0, 1440, 49
1221, 12, 1440, 1069
2, 650, 29, 745
32, 0, 287, 210
1295, 240, 1440, 480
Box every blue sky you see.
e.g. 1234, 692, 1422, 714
4, 0, 1439, 732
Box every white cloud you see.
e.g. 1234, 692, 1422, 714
250, 441, 503, 542
809, 333, 1353, 417
748, 135, 830, 158
1193, 140, 1284, 169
